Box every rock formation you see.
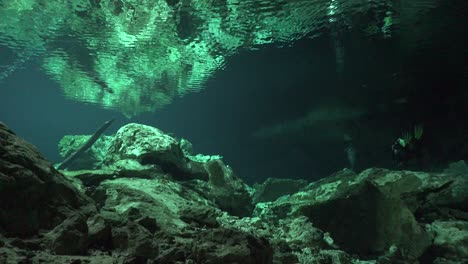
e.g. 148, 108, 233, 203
0, 122, 466, 263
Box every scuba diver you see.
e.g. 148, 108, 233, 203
392, 124, 424, 168
344, 134, 357, 170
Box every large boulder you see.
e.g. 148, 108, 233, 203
99, 123, 253, 217
0, 122, 93, 236
297, 168, 468, 223
350, 168, 468, 223
104, 123, 188, 177
254, 168, 446, 260
297, 180, 431, 259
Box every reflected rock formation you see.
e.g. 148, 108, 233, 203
0, 0, 438, 115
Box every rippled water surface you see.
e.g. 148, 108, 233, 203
0, 0, 460, 115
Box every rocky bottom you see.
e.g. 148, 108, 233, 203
0, 122, 467, 264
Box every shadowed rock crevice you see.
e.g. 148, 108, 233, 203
140, 154, 191, 181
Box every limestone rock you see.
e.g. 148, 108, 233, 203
180, 204, 220, 228
104, 123, 188, 178
257, 168, 444, 260
298, 181, 431, 259
191, 228, 273, 264
87, 213, 112, 249
298, 168, 468, 222
65, 123, 254, 217
2, 122, 467, 263
295, 249, 351, 264
443, 160, 468, 175
0, 122, 93, 236
357, 168, 468, 223
279, 216, 324, 250
88, 177, 211, 234
427, 220, 468, 262
253, 178, 308, 204
62, 164, 162, 187
43, 213, 89, 255
111, 221, 158, 259
203, 159, 253, 217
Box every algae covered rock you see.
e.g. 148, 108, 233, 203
60, 123, 254, 218
98, 123, 254, 217
104, 123, 189, 176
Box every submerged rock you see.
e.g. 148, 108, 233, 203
104, 123, 188, 177
63, 123, 254, 217
0, 122, 93, 236
191, 228, 273, 264
426, 220, 468, 263
203, 159, 253, 217
298, 180, 431, 259
443, 160, 468, 175
1, 122, 467, 263
253, 178, 308, 203
88, 177, 210, 234
254, 167, 467, 261
43, 213, 89, 255
87, 213, 112, 249
111, 221, 159, 259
